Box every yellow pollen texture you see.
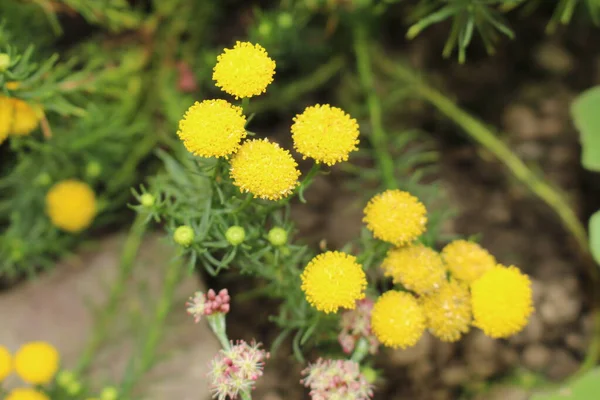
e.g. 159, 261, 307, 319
381, 244, 446, 295
371, 290, 425, 349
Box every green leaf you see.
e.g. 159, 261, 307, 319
531, 368, 600, 399
591, 210, 600, 265
571, 86, 600, 172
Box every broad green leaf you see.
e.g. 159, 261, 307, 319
531, 368, 600, 399
571, 86, 600, 172
591, 210, 600, 265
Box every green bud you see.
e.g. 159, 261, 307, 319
140, 193, 155, 207
66, 380, 82, 395
268, 227, 288, 246
56, 370, 76, 387
86, 160, 102, 179
277, 13, 293, 29
360, 366, 378, 384
173, 225, 195, 247
258, 21, 272, 37
0, 53, 10, 72
225, 226, 246, 246
35, 172, 52, 187
100, 387, 119, 400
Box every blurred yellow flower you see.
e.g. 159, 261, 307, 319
291, 104, 359, 166
46, 180, 97, 233
14, 341, 60, 385
371, 291, 425, 349
471, 265, 534, 338
229, 138, 300, 200
421, 280, 472, 342
381, 244, 446, 295
0, 96, 41, 138
442, 240, 496, 283
213, 41, 276, 99
301, 251, 367, 313
5, 388, 50, 400
177, 99, 247, 158
363, 190, 427, 246
0, 345, 12, 381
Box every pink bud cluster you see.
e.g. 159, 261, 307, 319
301, 359, 373, 400
208, 340, 270, 400
186, 289, 231, 323
338, 298, 379, 355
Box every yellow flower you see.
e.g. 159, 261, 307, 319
363, 190, 427, 246
213, 41, 276, 99
301, 251, 367, 313
471, 265, 534, 338
14, 341, 60, 385
290, 104, 360, 166
177, 99, 247, 158
5, 388, 50, 400
0, 97, 10, 144
10, 98, 41, 136
381, 244, 446, 295
421, 280, 472, 342
0, 345, 12, 381
371, 290, 425, 349
46, 180, 97, 233
442, 240, 496, 283
229, 138, 300, 200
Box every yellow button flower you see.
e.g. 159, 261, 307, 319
291, 104, 360, 166
363, 190, 427, 246
229, 138, 300, 200
301, 251, 367, 314
0, 345, 12, 381
381, 244, 446, 295
213, 41, 276, 99
371, 290, 425, 349
177, 99, 247, 158
442, 240, 496, 283
421, 280, 472, 342
471, 265, 534, 338
5, 388, 50, 400
0, 97, 11, 144
14, 341, 60, 385
10, 98, 41, 136
46, 180, 97, 233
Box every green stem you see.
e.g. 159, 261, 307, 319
353, 21, 397, 189
207, 314, 231, 350
76, 213, 147, 374
350, 337, 370, 364
241, 390, 253, 400
297, 163, 321, 203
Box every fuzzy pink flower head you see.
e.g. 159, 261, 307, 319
338, 298, 379, 355
301, 359, 374, 400
209, 340, 270, 400
186, 289, 231, 323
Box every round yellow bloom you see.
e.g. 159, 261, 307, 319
46, 180, 97, 233
177, 99, 247, 158
290, 104, 360, 166
301, 251, 367, 314
10, 98, 40, 136
230, 138, 300, 200
363, 190, 427, 246
0, 345, 12, 381
381, 244, 446, 295
471, 265, 534, 338
0, 97, 11, 144
14, 341, 60, 385
421, 280, 472, 342
442, 240, 496, 283
371, 291, 425, 349
5, 388, 50, 400
213, 41, 276, 99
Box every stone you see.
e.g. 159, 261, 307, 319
440, 364, 469, 386
0, 234, 220, 399
546, 349, 580, 381
389, 332, 433, 366
503, 104, 539, 140
539, 282, 581, 326
522, 344, 551, 371
534, 42, 574, 75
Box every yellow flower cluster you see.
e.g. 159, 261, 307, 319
46, 180, 97, 233
301, 251, 367, 314
177, 42, 360, 201
0, 96, 42, 145
361, 189, 534, 347
0, 341, 60, 400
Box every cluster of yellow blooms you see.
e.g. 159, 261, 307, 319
176, 42, 360, 200
45, 179, 97, 233
0, 95, 42, 145
0, 341, 59, 400
299, 188, 534, 350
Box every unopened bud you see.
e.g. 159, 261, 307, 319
86, 160, 102, 179
267, 227, 288, 246
225, 226, 245, 246
0, 54, 10, 72
174, 225, 195, 247
140, 193, 155, 207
